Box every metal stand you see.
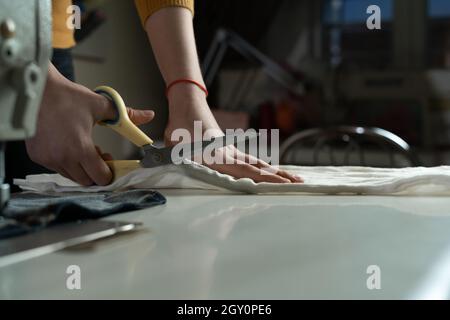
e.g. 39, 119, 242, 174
201, 28, 304, 96
0, 142, 10, 211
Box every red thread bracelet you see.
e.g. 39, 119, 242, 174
165, 79, 209, 98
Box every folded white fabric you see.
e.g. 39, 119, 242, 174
14, 160, 450, 195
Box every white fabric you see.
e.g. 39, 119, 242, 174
14, 160, 450, 195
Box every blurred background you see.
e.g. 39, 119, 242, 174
73, 0, 450, 168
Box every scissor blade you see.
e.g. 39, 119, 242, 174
141, 133, 258, 167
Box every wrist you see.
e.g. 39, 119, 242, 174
167, 81, 208, 108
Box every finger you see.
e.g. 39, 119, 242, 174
101, 153, 113, 161
127, 108, 155, 126
215, 159, 291, 184
259, 166, 303, 183
275, 168, 303, 183
245, 153, 265, 166
94, 146, 114, 161
236, 159, 292, 183
57, 167, 73, 181
66, 163, 94, 186
244, 154, 303, 183
80, 144, 113, 186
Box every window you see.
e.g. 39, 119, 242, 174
428, 0, 450, 68
323, 0, 393, 69
429, 0, 450, 18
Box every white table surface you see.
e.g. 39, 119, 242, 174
1, 189, 450, 299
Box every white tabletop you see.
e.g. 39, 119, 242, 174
1, 190, 450, 299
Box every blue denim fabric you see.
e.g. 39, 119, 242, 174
0, 190, 166, 239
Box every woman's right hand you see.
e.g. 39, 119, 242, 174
26, 63, 155, 186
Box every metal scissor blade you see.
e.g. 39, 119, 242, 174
141, 133, 258, 167
0, 220, 141, 268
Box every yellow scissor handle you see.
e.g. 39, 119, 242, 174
94, 85, 153, 147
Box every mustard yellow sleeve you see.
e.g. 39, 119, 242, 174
52, 0, 76, 48
134, 0, 194, 27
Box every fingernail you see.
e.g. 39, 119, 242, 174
293, 175, 303, 182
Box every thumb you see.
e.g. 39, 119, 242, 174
127, 108, 155, 126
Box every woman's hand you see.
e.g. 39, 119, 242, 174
144, 7, 302, 184
165, 85, 303, 183
25, 64, 155, 186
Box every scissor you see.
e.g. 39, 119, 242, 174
94, 86, 255, 181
